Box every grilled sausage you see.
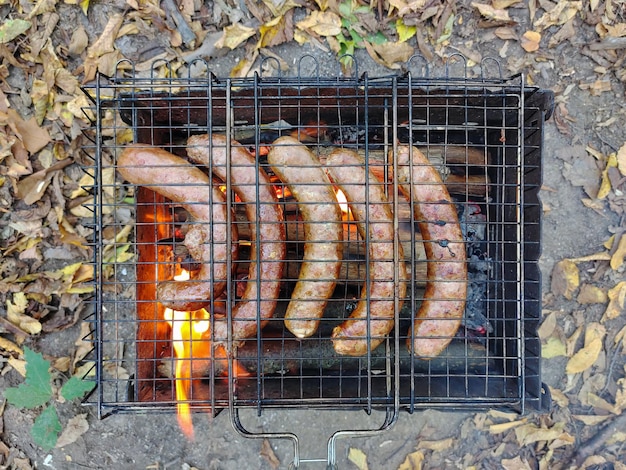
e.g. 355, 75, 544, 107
187, 134, 286, 342
325, 149, 407, 356
267, 136, 343, 338
117, 145, 236, 311
395, 145, 467, 358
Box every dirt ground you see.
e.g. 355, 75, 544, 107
1, 1, 626, 469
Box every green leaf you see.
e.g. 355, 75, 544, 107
0, 19, 31, 44
367, 32, 387, 45
4, 383, 51, 409
31, 405, 61, 450
61, 376, 96, 401
4, 347, 52, 409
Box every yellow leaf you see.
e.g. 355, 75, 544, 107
417, 438, 455, 451
396, 18, 416, 43
603, 281, 626, 321
8, 357, 26, 377
573, 414, 611, 425
610, 235, 626, 270
548, 386, 569, 408
6, 293, 42, 335
542, 337, 566, 358
397, 450, 424, 470
79, 0, 89, 14
0, 335, 23, 355
617, 142, 626, 177
489, 419, 527, 434
230, 50, 258, 78
348, 448, 368, 470
551, 259, 579, 299
597, 152, 618, 199
514, 422, 573, 447
216, 23, 256, 50
296, 10, 342, 37
585, 392, 620, 414
261, 0, 298, 17
566, 337, 603, 374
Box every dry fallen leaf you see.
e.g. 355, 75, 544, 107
296, 10, 342, 37
573, 414, 611, 426
551, 259, 579, 300
617, 142, 626, 177
566, 323, 606, 374
55, 414, 89, 448
260, 439, 280, 470
216, 23, 257, 50
6, 292, 42, 336
364, 40, 414, 69
520, 31, 541, 52
610, 234, 626, 271
348, 447, 368, 470
471, 2, 512, 22
514, 422, 573, 447
538, 311, 557, 340
542, 337, 567, 359
397, 450, 424, 470
501, 456, 532, 470
603, 281, 626, 321
417, 438, 455, 451
577, 284, 608, 304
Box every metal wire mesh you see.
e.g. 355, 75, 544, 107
81, 57, 552, 427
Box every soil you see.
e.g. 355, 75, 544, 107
2, 1, 626, 469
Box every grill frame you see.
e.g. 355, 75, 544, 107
81, 57, 553, 425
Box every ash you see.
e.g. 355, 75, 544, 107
460, 203, 493, 338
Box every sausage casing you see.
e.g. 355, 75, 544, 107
117, 144, 236, 311
325, 149, 407, 356
267, 136, 343, 338
395, 145, 467, 358
187, 134, 286, 342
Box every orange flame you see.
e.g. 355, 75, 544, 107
164, 270, 250, 439
335, 188, 352, 220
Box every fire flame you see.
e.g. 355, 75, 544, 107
335, 188, 351, 219
163, 270, 250, 439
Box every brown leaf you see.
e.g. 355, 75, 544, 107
501, 456, 532, 470
6, 109, 51, 154
577, 284, 608, 304
534, 0, 581, 30
551, 259, 579, 300
520, 30, 541, 52
82, 13, 124, 83
55, 414, 89, 448
364, 40, 414, 69
494, 26, 518, 40
68, 26, 89, 56
471, 2, 512, 22
259, 12, 294, 49
538, 310, 557, 340
16, 158, 72, 205
260, 439, 280, 470
548, 18, 576, 47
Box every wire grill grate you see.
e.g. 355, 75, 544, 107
81, 57, 552, 436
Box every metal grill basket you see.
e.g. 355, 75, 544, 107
81, 55, 553, 465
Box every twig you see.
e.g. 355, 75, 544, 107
161, 0, 196, 48
568, 412, 626, 467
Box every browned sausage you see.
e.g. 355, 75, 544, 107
267, 136, 343, 338
117, 145, 236, 311
186, 134, 286, 342
395, 145, 467, 358
325, 149, 407, 356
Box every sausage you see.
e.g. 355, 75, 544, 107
395, 145, 467, 358
267, 136, 343, 338
325, 149, 407, 356
186, 134, 286, 342
117, 145, 237, 311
